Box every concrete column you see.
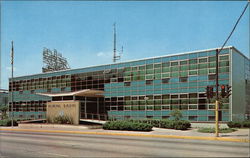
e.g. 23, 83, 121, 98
84, 97, 87, 119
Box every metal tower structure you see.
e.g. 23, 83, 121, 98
113, 23, 123, 63
42, 48, 70, 73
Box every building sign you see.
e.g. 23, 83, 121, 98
47, 101, 80, 125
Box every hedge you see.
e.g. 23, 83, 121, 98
104, 119, 191, 130
227, 121, 250, 128
0, 119, 18, 126
103, 121, 153, 131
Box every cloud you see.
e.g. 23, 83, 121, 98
96, 51, 113, 58
6, 66, 17, 72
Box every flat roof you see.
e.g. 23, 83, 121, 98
11, 46, 248, 80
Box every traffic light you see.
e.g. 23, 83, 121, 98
226, 85, 231, 98
206, 86, 214, 99
221, 85, 226, 98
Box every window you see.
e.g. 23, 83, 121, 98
171, 61, 178, 66
31, 90, 34, 94
124, 82, 131, 86
208, 74, 216, 80
179, 77, 188, 82
180, 60, 188, 65
189, 59, 197, 64
162, 78, 170, 84
146, 80, 153, 85
199, 58, 207, 63
19, 91, 23, 94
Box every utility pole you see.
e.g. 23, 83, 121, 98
11, 41, 14, 127
215, 49, 219, 137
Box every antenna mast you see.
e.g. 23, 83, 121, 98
113, 23, 121, 63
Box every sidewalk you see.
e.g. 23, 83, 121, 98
1, 124, 249, 142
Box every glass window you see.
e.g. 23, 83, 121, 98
162, 62, 170, 67
219, 67, 229, 73
139, 65, 145, 70
208, 56, 216, 62
171, 66, 179, 72
199, 58, 207, 63
146, 64, 153, 69
198, 69, 208, 75
162, 73, 170, 78
219, 61, 229, 67
189, 70, 197, 75
208, 74, 216, 80
154, 63, 161, 68
162, 67, 170, 73
180, 60, 188, 65
198, 63, 208, 69
162, 78, 170, 84
171, 72, 179, 77
179, 77, 188, 82
124, 82, 131, 86
146, 80, 153, 85
189, 59, 197, 64
209, 62, 216, 68
180, 65, 188, 71
171, 61, 179, 66
146, 75, 154, 80
189, 64, 198, 70
179, 71, 188, 77
209, 69, 216, 74
219, 55, 229, 61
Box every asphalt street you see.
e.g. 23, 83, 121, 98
0, 130, 249, 157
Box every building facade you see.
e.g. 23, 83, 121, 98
0, 90, 8, 107
8, 46, 250, 122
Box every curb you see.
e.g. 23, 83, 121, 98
0, 128, 249, 143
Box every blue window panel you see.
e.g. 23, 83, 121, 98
124, 111, 131, 115
146, 90, 154, 95
104, 84, 110, 88
124, 91, 131, 96
146, 85, 154, 89
198, 88, 205, 92
154, 58, 161, 63
162, 111, 171, 115
131, 91, 138, 95
137, 80, 146, 85
110, 64, 118, 69
162, 57, 170, 62
146, 59, 154, 64
181, 116, 188, 120
130, 87, 137, 91
170, 83, 179, 89
189, 76, 198, 81
208, 81, 215, 86
207, 50, 216, 56
179, 83, 188, 88
154, 90, 162, 94
178, 54, 188, 60
222, 116, 229, 121
189, 88, 197, 93
138, 91, 146, 95
198, 52, 207, 57
132, 111, 145, 116
170, 78, 179, 83
189, 53, 197, 59
197, 110, 207, 115
153, 80, 161, 84
154, 116, 162, 119
222, 110, 229, 115
198, 116, 207, 121
154, 111, 161, 116
170, 56, 178, 61
220, 49, 229, 55
179, 88, 188, 93
117, 83, 124, 87
146, 111, 154, 116
198, 81, 207, 87
170, 89, 179, 93
162, 89, 170, 94
131, 81, 138, 86
162, 84, 170, 89
154, 85, 161, 89
219, 74, 229, 79
207, 110, 214, 115
198, 75, 208, 81
181, 110, 189, 115
137, 86, 145, 91
189, 82, 197, 87
188, 110, 197, 115
219, 80, 229, 85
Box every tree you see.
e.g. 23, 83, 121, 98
170, 109, 183, 121
0, 105, 8, 120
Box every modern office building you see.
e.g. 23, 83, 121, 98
8, 46, 250, 122
0, 89, 8, 107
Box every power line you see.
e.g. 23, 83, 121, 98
218, 2, 249, 54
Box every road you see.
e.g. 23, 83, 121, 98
0, 130, 249, 157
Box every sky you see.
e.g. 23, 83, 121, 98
1, 1, 249, 89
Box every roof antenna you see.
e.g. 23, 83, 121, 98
113, 22, 122, 63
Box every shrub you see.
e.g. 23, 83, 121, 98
198, 128, 237, 133
170, 109, 183, 121
227, 121, 242, 128
0, 119, 18, 126
242, 121, 250, 128
51, 115, 73, 124
103, 121, 153, 131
